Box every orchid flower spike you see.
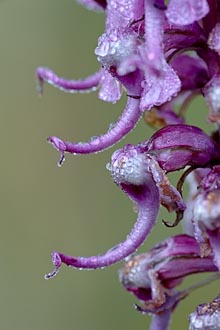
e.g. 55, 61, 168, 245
38, 0, 220, 328
45, 122, 218, 278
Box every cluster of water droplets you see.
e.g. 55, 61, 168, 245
107, 146, 150, 186
95, 29, 137, 70
119, 254, 151, 289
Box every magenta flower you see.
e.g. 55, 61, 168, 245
119, 234, 218, 330
38, 0, 220, 329
37, 0, 220, 164
45, 124, 219, 278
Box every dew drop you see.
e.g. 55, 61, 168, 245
58, 153, 65, 167
90, 136, 98, 142
106, 162, 112, 171
44, 267, 59, 280
108, 122, 116, 131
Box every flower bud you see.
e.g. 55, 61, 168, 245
145, 124, 217, 172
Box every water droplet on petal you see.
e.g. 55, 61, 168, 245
58, 153, 65, 167
106, 162, 112, 171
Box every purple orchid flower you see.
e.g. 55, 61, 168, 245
45, 144, 160, 278
38, 0, 220, 328
45, 124, 218, 278
119, 234, 218, 330
37, 0, 212, 163
37, 0, 219, 164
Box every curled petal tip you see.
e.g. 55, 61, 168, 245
48, 136, 66, 166
52, 251, 62, 268
44, 252, 62, 280
47, 136, 66, 152
36, 67, 102, 93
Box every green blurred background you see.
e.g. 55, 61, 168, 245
0, 1, 218, 329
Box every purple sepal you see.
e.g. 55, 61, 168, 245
145, 124, 217, 172
171, 54, 209, 91
140, 62, 181, 110
140, 0, 181, 110
164, 22, 205, 55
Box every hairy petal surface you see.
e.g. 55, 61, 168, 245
171, 54, 209, 91
140, 0, 181, 110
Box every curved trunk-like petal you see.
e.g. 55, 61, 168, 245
48, 97, 142, 163
45, 173, 159, 277
77, 0, 106, 11
36, 67, 102, 95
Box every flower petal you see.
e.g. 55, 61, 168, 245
36, 67, 102, 95
45, 149, 160, 276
